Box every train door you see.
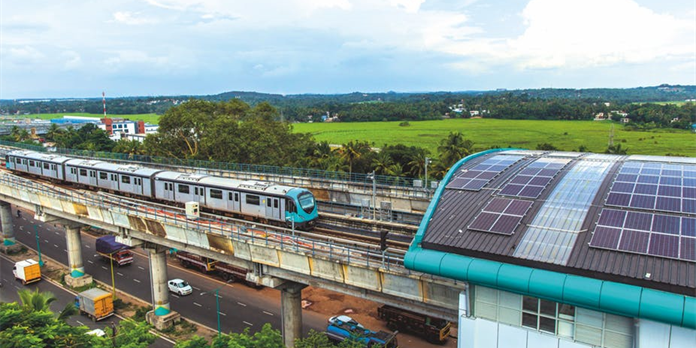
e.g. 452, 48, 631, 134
161, 181, 175, 201
265, 197, 281, 221
193, 186, 205, 205
228, 191, 240, 213
133, 176, 143, 196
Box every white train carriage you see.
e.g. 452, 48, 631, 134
199, 178, 286, 221
6, 150, 71, 181
65, 159, 161, 197
153, 172, 209, 205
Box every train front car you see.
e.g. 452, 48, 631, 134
285, 188, 318, 229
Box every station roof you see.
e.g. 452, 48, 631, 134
413, 149, 695, 296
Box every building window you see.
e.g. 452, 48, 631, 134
521, 296, 575, 336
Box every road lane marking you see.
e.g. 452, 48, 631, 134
44, 239, 49, 243
76, 320, 84, 326
133, 279, 141, 283
102, 266, 108, 270
87, 260, 93, 264
218, 312, 226, 316
85, 245, 90, 249
63, 249, 67, 253
243, 321, 253, 326
55, 232, 59, 235
171, 294, 180, 298
53, 244, 58, 248
237, 302, 247, 307
138, 266, 145, 270
193, 302, 202, 307
117, 272, 124, 276
263, 311, 274, 316
19, 226, 23, 231
192, 286, 201, 290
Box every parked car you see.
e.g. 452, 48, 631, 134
167, 278, 192, 296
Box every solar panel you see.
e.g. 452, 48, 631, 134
607, 162, 696, 215
468, 197, 533, 235
499, 158, 571, 199
590, 208, 696, 262
446, 155, 524, 191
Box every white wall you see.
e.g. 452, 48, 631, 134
637, 320, 696, 348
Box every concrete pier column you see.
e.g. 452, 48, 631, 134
145, 244, 180, 330
65, 225, 84, 277
280, 282, 307, 347
1, 202, 16, 246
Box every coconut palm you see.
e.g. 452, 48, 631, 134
437, 132, 474, 170
338, 140, 371, 175
372, 151, 394, 175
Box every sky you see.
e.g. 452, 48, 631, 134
1, 0, 694, 99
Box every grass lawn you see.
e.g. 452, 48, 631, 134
293, 119, 696, 157
19, 113, 161, 125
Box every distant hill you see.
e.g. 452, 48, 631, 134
1, 85, 693, 119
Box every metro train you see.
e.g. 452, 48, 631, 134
5, 150, 318, 229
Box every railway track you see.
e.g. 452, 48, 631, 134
3, 170, 413, 253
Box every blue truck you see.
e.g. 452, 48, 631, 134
325, 315, 398, 348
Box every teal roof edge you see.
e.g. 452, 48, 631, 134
404, 150, 696, 329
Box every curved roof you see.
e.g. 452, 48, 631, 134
405, 149, 695, 327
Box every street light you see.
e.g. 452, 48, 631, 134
108, 250, 117, 300
368, 171, 376, 220
201, 282, 232, 337
34, 225, 44, 267
424, 157, 432, 192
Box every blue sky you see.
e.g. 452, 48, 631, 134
1, 0, 694, 99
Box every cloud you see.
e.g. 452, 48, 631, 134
61, 51, 82, 70
506, 0, 695, 69
112, 11, 158, 25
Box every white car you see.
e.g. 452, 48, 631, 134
328, 315, 364, 329
167, 278, 192, 296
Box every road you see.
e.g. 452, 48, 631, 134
9, 207, 456, 347
0, 255, 174, 348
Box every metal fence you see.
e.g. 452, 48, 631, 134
0, 173, 406, 271
0, 140, 435, 195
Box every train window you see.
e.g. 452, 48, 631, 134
267, 199, 271, 207
99, 172, 107, 180
298, 192, 316, 214
79, 169, 87, 176
111, 174, 116, 181
274, 199, 278, 208
43, 163, 50, 170
71, 168, 76, 175
246, 195, 260, 206
229, 192, 239, 201
210, 189, 222, 199
121, 176, 131, 184
29, 160, 35, 167
90, 171, 96, 178
135, 178, 141, 185
178, 185, 190, 194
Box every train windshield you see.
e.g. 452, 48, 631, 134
298, 192, 316, 214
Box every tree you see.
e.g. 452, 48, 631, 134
437, 132, 474, 170
45, 123, 64, 142
371, 152, 394, 175
338, 140, 372, 175
605, 144, 628, 154
536, 143, 559, 151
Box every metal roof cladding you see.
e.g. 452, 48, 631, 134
404, 149, 696, 329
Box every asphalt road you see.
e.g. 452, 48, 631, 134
0, 255, 174, 348
8, 207, 457, 348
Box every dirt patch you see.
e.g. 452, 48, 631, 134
301, 287, 384, 332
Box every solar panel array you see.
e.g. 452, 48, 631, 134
446, 155, 524, 191
468, 197, 533, 235
499, 158, 570, 198
606, 162, 696, 214
590, 208, 695, 262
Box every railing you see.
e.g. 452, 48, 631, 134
0, 173, 406, 271
0, 140, 435, 199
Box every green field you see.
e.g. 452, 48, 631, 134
18, 113, 161, 125
293, 119, 696, 157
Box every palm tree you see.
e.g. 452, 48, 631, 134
338, 140, 370, 175
407, 149, 431, 179
372, 151, 394, 175
18, 288, 57, 312
437, 132, 474, 170
18, 289, 77, 321
605, 144, 628, 155
45, 123, 64, 141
